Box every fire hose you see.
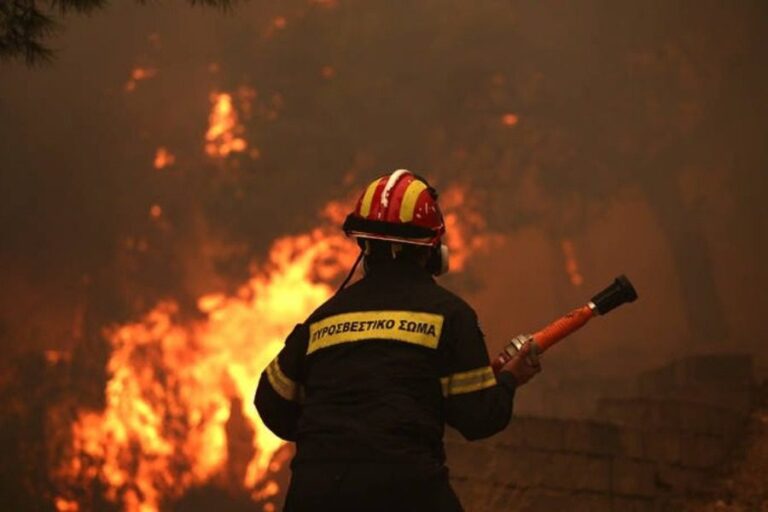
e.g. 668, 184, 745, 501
491, 275, 638, 375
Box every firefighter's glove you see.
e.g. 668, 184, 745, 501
500, 340, 541, 387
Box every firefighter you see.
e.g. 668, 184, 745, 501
255, 169, 541, 511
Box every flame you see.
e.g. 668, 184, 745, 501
58, 208, 359, 511
153, 147, 175, 169
131, 68, 156, 81
55, 189, 497, 510
205, 93, 248, 158
125, 67, 157, 93
561, 238, 584, 286
55, 497, 79, 512
441, 185, 503, 271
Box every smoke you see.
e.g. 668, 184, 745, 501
0, 0, 765, 353
0, 0, 767, 507
0, 0, 765, 385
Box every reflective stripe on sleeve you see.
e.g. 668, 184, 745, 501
265, 357, 303, 402
440, 366, 497, 397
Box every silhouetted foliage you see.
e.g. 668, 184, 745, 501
0, 0, 233, 65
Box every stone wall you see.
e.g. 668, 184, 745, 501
446, 354, 755, 511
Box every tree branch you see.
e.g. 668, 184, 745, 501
0, 0, 238, 66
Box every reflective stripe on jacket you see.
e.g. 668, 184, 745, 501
255, 258, 516, 469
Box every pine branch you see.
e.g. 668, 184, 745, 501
0, 0, 240, 66
0, 0, 57, 65
187, 0, 235, 9
50, 0, 109, 14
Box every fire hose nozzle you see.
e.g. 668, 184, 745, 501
491, 275, 638, 377
589, 274, 638, 315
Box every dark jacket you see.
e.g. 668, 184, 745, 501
254, 258, 517, 471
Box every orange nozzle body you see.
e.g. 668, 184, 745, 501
532, 305, 595, 353
493, 276, 637, 374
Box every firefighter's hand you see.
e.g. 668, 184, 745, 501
500, 340, 541, 386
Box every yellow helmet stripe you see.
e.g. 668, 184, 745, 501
398, 179, 428, 222
359, 178, 383, 218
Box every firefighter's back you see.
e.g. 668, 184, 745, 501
296, 258, 458, 468
287, 258, 465, 511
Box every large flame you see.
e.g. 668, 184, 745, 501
54, 87, 500, 511
58, 213, 358, 512
56, 191, 496, 511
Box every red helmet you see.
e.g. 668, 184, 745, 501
343, 169, 445, 247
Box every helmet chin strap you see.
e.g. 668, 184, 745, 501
335, 249, 364, 295
390, 243, 405, 259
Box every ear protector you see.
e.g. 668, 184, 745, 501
426, 243, 450, 276
408, 174, 449, 276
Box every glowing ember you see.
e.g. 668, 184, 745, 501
272, 16, 287, 29
149, 204, 163, 219
153, 147, 175, 169
45, 350, 72, 365
321, 65, 336, 79
55, 497, 79, 511
131, 68, 155, 81
125, 67, 157, 93
205, 93, 248, 158
252, 479, 280, 501
501, 113, 519, 126
561, 239, 584, 286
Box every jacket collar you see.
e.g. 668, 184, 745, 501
364, 258, 433, 282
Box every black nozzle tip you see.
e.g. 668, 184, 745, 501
591, 275, 638, 315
